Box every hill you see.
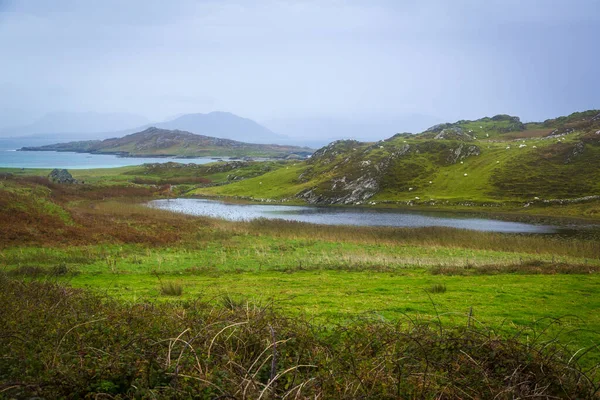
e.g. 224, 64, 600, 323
19, 127, 313, 158
2, 111, 288, 145
152, 111, 287, 144
192, 110, 600, 214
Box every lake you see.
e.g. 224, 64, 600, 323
149, 198, 558, 233
0, 149, 220, 169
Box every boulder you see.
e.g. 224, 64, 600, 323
48, 169, 78, 184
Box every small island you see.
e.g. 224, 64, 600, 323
20, 127, 313, 159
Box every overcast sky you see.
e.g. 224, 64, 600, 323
1, 0, 599, 133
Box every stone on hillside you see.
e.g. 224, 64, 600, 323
48, 169, 78, 184
434, 127, 473, 141
446, 144, 480, 164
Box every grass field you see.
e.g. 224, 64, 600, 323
1, 172, 600, 397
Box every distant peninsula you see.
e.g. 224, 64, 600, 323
19, 127, 313, 159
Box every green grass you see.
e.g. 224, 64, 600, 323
3, 277, 595, 398
2, 173, 600, 396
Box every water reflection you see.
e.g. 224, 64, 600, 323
149, 199, 558, 233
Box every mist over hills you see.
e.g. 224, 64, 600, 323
1, 111, 291, 146
262, 114, 443, 146
148, 112, 286, 144
0, 112, 150, 138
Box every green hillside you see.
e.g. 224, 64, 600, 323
191, 110, 600, 216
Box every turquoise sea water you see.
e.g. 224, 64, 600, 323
0, 149, 217, 169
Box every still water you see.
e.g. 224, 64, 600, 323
0, 150, 218, 169
149, 198, 558, 233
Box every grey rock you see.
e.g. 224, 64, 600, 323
434, 128, 473, 141
48, 169, 78, 184
447, 144, 481, 164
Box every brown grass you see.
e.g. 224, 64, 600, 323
2, 176, 599, 261
432, 260, 600, 275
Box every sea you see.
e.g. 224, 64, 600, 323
0, 137, 220, 169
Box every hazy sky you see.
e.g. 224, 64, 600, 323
1, 0, 599, 132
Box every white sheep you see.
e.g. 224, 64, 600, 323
464, 173, 468, 176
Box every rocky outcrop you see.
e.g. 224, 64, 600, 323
48, 169, 78, 184
298, 174, 379, 205
434, 128, 474, 141
546, 127, 575, 139
565, 142, 585, 164
446, 144, 481, 164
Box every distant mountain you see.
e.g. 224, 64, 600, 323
20, 127, 313, 158
0, 111, 149, 138
1, 111, 289, 147
149, 112, 287, 144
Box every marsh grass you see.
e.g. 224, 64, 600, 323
159, 281, 183, 296
432, 260, 600, 275
1, 277, 598, 399
427, 283, 447, 293
7, 263, 79, 277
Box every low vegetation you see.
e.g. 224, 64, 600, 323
1, 277, 598, 399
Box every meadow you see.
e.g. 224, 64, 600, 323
1, 172, 600, 398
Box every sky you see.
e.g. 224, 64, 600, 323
0, 0, 599, 138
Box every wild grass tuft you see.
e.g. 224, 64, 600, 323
427, 283, 447, 293
159, 281, 183, 296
